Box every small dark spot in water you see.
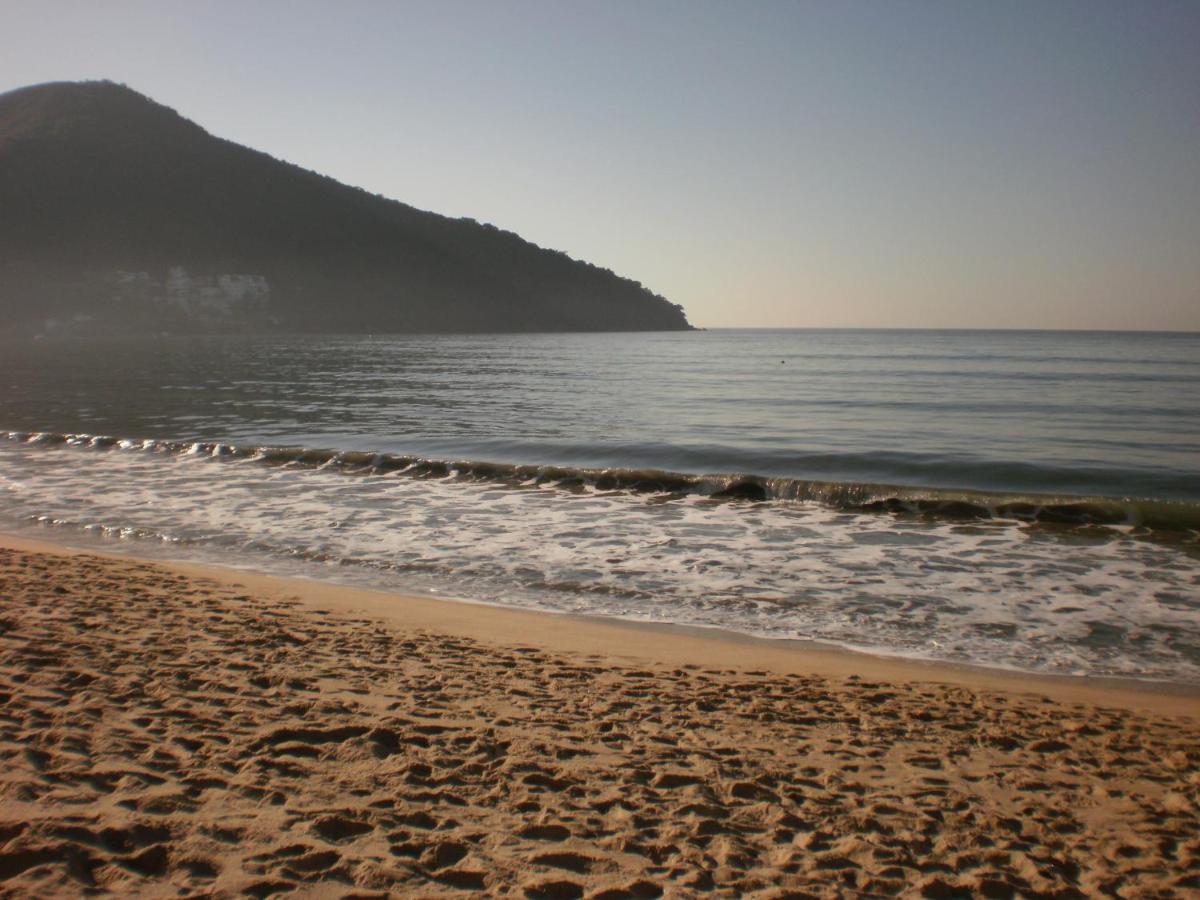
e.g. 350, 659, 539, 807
1084, 621, 1127, 648
1156, 591, 1199, 611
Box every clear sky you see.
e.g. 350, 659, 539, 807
3, 0, 1198, 330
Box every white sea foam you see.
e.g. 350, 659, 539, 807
2, 438, 1197, 682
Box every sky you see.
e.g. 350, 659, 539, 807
2, 0, 1198, 330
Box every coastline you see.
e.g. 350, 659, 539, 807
5, 424, 1199, 685
3, 532, 1198, 715
3, 532, 1199, 896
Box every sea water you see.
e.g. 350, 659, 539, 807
2, 329, 1197, 681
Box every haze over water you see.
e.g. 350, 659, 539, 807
2, 329, 1198, 682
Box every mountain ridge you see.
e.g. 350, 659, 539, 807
0, 80, 692, 334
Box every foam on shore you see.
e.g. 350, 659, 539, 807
4, 433, 1199, 684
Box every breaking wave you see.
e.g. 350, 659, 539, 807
7, 430, 1198, 537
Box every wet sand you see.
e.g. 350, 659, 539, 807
1, 534, 1198, 897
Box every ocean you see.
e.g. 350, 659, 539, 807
2, 328, 1197, 682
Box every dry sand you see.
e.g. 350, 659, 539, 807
1, 535, 1198, 898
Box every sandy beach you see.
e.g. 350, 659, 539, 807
1, 534, 1198, 897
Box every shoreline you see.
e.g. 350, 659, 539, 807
5, 531, 1198, 716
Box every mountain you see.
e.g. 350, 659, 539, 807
0, 80, 692, 334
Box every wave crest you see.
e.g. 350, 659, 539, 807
5, 430, 1198, 535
